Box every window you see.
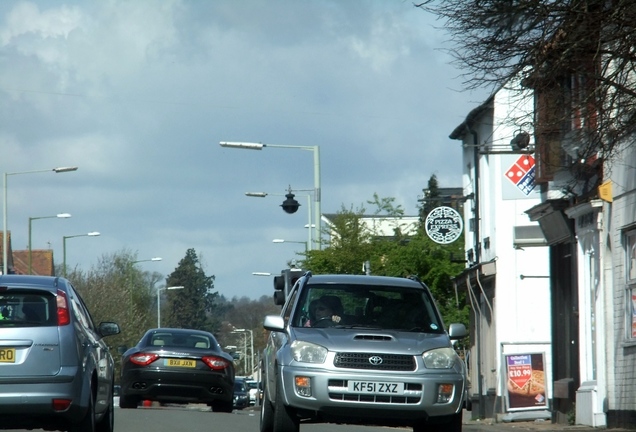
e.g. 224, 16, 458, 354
626, 231, 636, 339
0, 291, 55, 326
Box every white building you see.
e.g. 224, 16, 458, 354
449, 85, 552, 421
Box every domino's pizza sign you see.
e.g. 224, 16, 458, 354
505, 155, 536, 195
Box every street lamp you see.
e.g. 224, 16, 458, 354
28, 213, 71, 274
232, 328, 254, 376
252, 272, 272, 276
62, 231, 100, 277
157, 286, 184, 328
3, 166, 78, 274
130, 257, 162, 317
220, 141, 321, 249
246, 190, 313, 250
272, 238, 308, 252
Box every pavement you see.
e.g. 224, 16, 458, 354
462, 410, 632, 431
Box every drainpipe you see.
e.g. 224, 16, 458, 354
469, 127, 480, 264
468, 126, 484, 418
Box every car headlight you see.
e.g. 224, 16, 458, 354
422, 347, 457, 369
290, 340, 328, 363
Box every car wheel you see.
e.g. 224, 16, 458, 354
70, 393, 96, 432
273, 384, 299, 432
95, 396, 113, 432
212, 400, 233, 413
260, 384, 274, 432
119, 394, 138, 409
413, 412, 462, 432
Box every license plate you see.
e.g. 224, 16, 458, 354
347, 381, 404, 395
164, 359, 196, 368
0, 348, 16, 363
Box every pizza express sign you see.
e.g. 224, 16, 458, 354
424, 206, 463, 245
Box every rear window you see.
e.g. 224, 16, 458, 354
0, 291, 56, 327
148, 332, 214, 349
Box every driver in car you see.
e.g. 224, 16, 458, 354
306, 296, 343, 327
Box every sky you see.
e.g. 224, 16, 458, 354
0, 0, 487, 300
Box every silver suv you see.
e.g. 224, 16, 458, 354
0, 275, 120, 432
261, 273, 468, 432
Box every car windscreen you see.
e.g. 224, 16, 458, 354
0, 290, 56, 327
291, 283, 444, 333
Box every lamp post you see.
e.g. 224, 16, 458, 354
28, 213, 71, 274
157, 285, 184, 328
62, 231, 100, 277
233, 328, 254, 376
220, 141, 321, 249
246, 190, 313, 250
130, 257, 162, 318
3, 166, 78, 274
272, 238, 308, 252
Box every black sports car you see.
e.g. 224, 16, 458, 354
119, 328, 235, 412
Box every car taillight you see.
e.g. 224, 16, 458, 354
202, 356, 231, 370
52, 399, 72, 411
56, 290, 71, 326
130, 353, 160, 366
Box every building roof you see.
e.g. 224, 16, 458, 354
322, 214, 419, 238
12, 249, 55, 276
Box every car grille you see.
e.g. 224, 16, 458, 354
328, 380, 422, 404
333, 352, 416, 371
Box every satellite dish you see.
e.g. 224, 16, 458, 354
510, 131, 530, 150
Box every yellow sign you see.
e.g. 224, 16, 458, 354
0, 348, 16, 363
165, 358, 196, 368
599, 180, 613, 202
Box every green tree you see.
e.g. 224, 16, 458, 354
63, 249, 163, 384
418, 174, 442, 222
302, 195, 469, 328
164, 248, 218, 332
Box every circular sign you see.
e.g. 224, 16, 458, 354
424, 206, 463, 244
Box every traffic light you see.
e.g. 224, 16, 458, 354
273, 268, 304, 306
273, 273, 286, 305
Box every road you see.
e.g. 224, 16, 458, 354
9, 404, 602, 432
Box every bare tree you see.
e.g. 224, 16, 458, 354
416, 0, 636, 183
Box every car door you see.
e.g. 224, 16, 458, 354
68, 286, 114, 414
264, 286, 299, 402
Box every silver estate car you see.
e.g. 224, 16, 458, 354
0, 275, 120, 432
261, 273, 468, 432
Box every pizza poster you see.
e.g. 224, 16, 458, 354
505, 353, 547, 411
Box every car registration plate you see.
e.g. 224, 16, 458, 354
164, 359, 196, 368
0, 348, 16, 363
347, 381, 404, 395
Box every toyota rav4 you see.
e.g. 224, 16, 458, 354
261, 273, 468, 432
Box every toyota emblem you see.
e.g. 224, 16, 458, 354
368, 355, 383, 365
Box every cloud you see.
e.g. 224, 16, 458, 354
0, 0, 486, 300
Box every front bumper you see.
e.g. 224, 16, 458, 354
277, 363, 465, 422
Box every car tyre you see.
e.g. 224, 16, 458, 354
212, 400, 233, 413
273, 384, 299, 432
260, 384, 274, 432
413, 412, 462, 432
118, 394, 138, 409
70, 393, 96, 432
